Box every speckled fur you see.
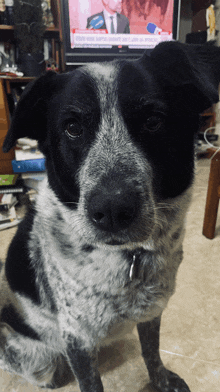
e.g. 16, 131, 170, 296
1, 41, 220, 391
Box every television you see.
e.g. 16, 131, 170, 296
61, 0, 181, 69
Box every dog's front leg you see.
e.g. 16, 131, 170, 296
137, 317, 191, 392
66, 338, 103, 392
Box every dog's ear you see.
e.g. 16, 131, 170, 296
145, 41, 220, 113
3, 71, 62, 153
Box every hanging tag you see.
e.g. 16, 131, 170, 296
129, 254, 136, 281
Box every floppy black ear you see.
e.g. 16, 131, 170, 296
145, 41, 220, 114
3, 71, 62, 153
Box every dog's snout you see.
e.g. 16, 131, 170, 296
88, 189, 138, 233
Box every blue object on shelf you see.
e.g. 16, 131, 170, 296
12, 159, 46, 173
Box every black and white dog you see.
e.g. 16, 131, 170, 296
1, 41, 220, 392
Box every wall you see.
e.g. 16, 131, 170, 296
179, 0, 193, 43
179, 0, 220, 144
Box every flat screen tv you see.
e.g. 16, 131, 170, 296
61, 0, 181, 68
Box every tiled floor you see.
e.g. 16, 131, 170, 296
0, 158, 219, 392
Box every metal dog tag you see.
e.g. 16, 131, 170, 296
129, 249, 146, 282
129, 254, 137, 281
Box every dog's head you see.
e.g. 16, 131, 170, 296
3, 42, 220, 247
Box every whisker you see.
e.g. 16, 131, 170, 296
156, 202, 178, 210
153, 206, 172, 210
64, 202, 78, 205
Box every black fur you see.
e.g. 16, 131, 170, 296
1, 305, 40, 340
5, 209, 40, 305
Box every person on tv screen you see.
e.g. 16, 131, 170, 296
86, 0, 130, 33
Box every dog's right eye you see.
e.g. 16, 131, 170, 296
143, 115, 163, 132
65, 120, 83, 139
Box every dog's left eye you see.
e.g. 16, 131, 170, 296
143, 115, 163, 132
65, 120, 83, 139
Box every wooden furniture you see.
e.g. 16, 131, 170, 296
201, 108, 216, 132
0, 0, 64, 175
0, 0, 64, 72
0, 77, 34, 174
0, 78, 14, 174
203, 148, 220, 239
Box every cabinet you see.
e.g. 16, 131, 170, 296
0, 78, 14, 174
0, 0, 64, 175
0, 0, 64, 72
0, 77, 34, 174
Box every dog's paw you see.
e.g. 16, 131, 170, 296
41, 383, 56, 389
151, 368, 190, 392
0, 322, 15, 355
0, 323, 15, 371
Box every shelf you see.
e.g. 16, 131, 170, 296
0, 25, 59, 32
0, 76, 35, 82
0, 0, 65, 74
0, 25, 13, 30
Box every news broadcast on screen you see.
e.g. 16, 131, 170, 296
68, 0, 176, 50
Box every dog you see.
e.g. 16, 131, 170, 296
1, 41, 220, 392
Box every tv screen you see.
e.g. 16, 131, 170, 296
61, 0, 181, 68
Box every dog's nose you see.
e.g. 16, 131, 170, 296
88, 189, 138, 232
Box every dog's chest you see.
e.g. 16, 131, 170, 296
45, 247, 176, 345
